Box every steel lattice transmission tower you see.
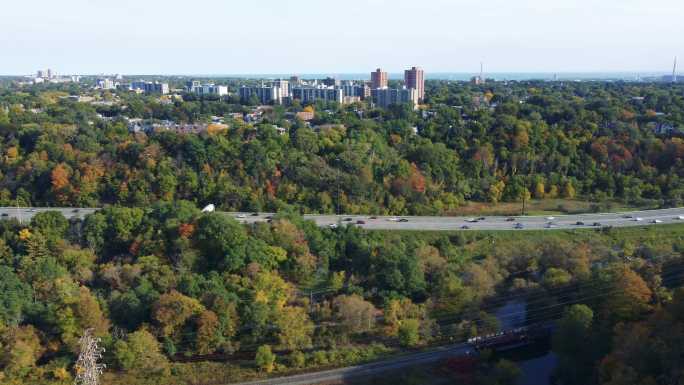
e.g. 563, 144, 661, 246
74, 329, 106, 385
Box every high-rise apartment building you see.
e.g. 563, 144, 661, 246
371, 68, 388, 89
342, 84, 371, 100
291, 86, 343, 104
271, 79, 289, 97
239, 85, 284, 104
371, 88, 418, 109
404, 66, 424, 101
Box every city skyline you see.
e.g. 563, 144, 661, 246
2, 0, 682, 75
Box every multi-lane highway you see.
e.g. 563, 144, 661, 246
3, 206, 684, 231
230, 207, 684, 231
0, 207, 99, 223
234, 343, 470, 385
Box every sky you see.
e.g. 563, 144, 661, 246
1, 0, 682, 75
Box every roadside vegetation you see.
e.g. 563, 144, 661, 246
0, 79, 683, 384
0, 205, 682, 384
0, 80, 683, 215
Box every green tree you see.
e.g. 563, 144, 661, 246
0, 266, 32, 325
195, 214, 248, 272
398, 319, 421, 347
114, 329, 170, 376
275, 306, 314, 351
255, 345, 276, 373
0, 325, 44, 378
552, 304, 596, 385
30, 211, 69, 245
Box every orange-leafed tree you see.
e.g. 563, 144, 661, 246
51, 163, 71, 204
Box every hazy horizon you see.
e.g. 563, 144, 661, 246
2, 0, 682, 75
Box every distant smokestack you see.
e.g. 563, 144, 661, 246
674, 57, 678, 83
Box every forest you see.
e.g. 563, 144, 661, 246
0, 204, 683, 384
0, 79, 683, 384
0, 80, 682, 214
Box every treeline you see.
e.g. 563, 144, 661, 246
0, 81, 683, 213
0, 203, 683, 384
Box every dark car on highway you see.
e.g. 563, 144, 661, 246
514, 223, 524, 229
461, 225, 470, 229
399, 218, 409, 222
592, 222, 602, 227
356, 220, 366, 225
575, 221, 584, 226
344, 218, 353, 222
505, 217, 515, 222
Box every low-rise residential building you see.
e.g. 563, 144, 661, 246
130, 81, 169, 94
96, 78, 117, 90
125, 117, 228, 134
186, 81, 229, 96
295, 111, 314, 121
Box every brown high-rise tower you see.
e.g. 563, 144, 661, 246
371, 68, 388, 89
404, 66, 424, 101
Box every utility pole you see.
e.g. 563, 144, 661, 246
74, 329, 106, 385
335, 158, 341, 216
522, 191, 526, 216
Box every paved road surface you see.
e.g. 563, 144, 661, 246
2, 206, 684, 231
234, 343, 470, 385
229, 207, 684, 231
0, 207, 99, 223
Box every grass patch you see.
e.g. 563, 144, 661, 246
449, 198, 643, 216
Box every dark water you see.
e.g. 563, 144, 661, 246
517, 352, 558, 385
494, 300, 557, 385
189, 72, 665, 81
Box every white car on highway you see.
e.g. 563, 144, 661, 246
546, 216, 555, 220
388, 217, 400, 222
651, 219, 663, 224
634, 217, 643, 222
329, 223, 338, 229
677, 216, 684, 220
236, 214, 246, 219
